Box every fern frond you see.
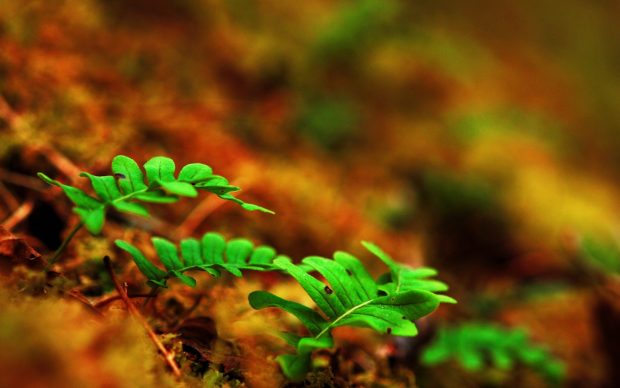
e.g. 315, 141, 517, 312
421, 323, 565, 385
38, 155, 273, 234
361, 241, 455, 300
115, 232, 283, 288
249, 242, 455, 381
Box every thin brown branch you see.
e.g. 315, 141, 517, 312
174, 179, 250, 237
93, 293, 153, 309
0, 181, 19, 211
103, 256, 182, 378
66, 290, 104, 317
0, 168, 47, 191
174, 195, 224, 237
26, 144, 82, 180
3, 199, 34, 231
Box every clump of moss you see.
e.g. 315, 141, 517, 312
0, 290, 176, 388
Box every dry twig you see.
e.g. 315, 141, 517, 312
2, 199, 34, 231
35, 145, 83, 180
174, 179, 249, 237
0, 168, 46, 191
103, 256, 182, 377
66, 289, 104, 317
0, 181, 19, 211
93, 293, 153, 309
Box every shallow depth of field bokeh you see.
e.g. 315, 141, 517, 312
1, 1, 619, 387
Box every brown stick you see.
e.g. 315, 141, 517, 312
174, 179, 250, 237
3, 199, 34, 231
66, 290, 104, 317
35, 145, 83, 180
103, 256, 182, 377
174, 195, 224, 237
93, 293, 153, 309
0, 168, 46, 191
0, 181, 19, 211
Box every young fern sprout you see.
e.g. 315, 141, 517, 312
38, 155, 273, 267
116, 232, 287, 288
249, 241, 456, 381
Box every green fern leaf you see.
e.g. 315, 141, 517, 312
226, 239, 254, 265
79, 173, 121, 201
73, 206, 105, 234
115, 232, 280, 287
202, 232, 226, 264
151, 237, 184, 271
38, 173, 105, 233
143, 156, 176, 183
250, 291, 327, 336
249, 242, 455, 381
260, 257, 438, 334
180, 238, 223, 276
115, 240, 167, 286
38, 155, 273, 236
38, 173, 102, 210
111, 155, 148, 194
278, 335, 334, 380
133, 191, 179, 203
194, 176, 239, 194
219, 193, 275, 214
250, 246, 277, 265
362, 241, 454, 300
241, 202, 275, 213
143, 156, 198, 197
112, 200, 150, 217
179, 238, 202, 266
161, 181, 198, 197
178, 163, 213, 183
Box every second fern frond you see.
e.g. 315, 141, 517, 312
116, 232, 286, 288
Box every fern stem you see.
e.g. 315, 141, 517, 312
45, 188, 148, 271
93, 292, 153, 309
111, 187, 148, 205
45, 221, 84, 271
314, 299, 373, 340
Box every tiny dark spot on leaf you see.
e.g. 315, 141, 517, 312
377, 290, 387, 297
324, 286, 333, 294
346, 269, 352, 276
114, 173, 126, 179
402, 316, 407, 320
387, 327, 392, 335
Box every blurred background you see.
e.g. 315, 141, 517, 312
1, 0, 620, 387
